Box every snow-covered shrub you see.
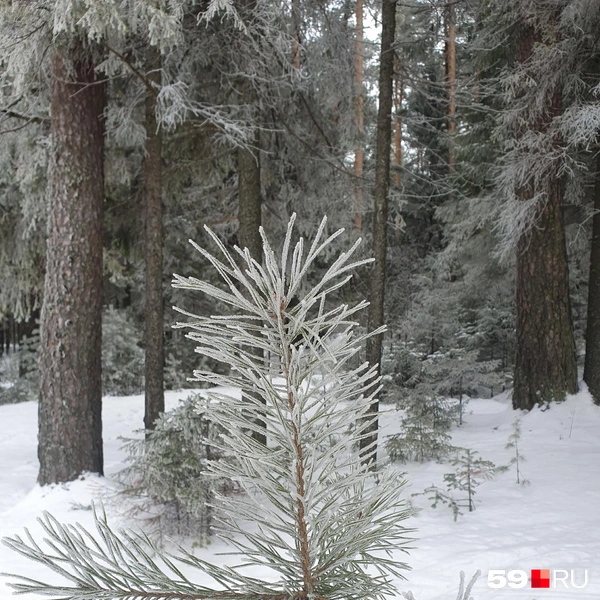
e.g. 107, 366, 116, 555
384, 331, 505, 464
386, 417, 456, 463
119, 394, 229, 543
380, 343, 422, 403
101, 307, 145, 395
386, 393, 459, 463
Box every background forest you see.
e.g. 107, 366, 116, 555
1, 0, 600, 477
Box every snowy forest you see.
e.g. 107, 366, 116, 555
1, 0, 600, 599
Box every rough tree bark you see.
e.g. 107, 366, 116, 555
238, 129, 262, 263
512, 19, 577, 411
237, 127, 265, 445
38, 40, 105, 484
393, 54, 403, 188
143, 47, 165, 431
584, 154, 600, 405
237, 0, 265, 443
360, 0, 397, 466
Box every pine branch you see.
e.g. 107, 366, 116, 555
3, 214, 414, 600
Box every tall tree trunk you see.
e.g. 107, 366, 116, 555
238, 127, 265, 445
360, 0, 397, 466
512, 21, 577, 411
445, 0, 457, 173
38, 40, 105, 484
353, 0, 364, 230
236, 0, 265, 441
393, 55, 403, 188
143, 47, 165, 431
584, 153, 600, 404
238, 129, 262, 262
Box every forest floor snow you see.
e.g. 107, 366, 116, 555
0, 387, 599, 600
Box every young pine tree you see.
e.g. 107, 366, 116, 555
2, 215, 414, 600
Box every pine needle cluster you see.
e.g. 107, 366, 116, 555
2, 215, 414, 600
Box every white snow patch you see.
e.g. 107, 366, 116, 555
0, 387, 599, 599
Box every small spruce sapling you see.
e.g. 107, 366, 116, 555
386, 415, 456, 463
386, 394, 458, 463
118, 393, 229, 543
1, 215, 414, 600
414, 484, 462, 521
505, 417, 529, 485
444, 449, 497, 514
414, 449, 497, 520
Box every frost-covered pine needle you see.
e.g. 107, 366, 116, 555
2, 214, 414, 600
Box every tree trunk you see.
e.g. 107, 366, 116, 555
393, 55, 403, 188
353, 0, 364, 230
238, 130, 262, 262
360, 0, 397, 466
584, 153, 600, 404
38, 40, 105, 484
238, 125, 265, 444
512, 21, 577, 411
445, 0, 456, 173
144, 47, 165, 431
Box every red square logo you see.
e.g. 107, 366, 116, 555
531, 569, 551, 588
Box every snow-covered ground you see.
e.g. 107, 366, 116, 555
1, 388, 599, 600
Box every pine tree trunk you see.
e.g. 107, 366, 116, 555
238, 130, 262, 262
393, 55, 403, 188
238, 129, 266, 445
584, 154, 600, 405
353, 0, 364, 230
360, 0, 397, 466
237, 0, 265, 445
143, 47, 165, 431
38, 40, 104, 484
512, 21, 577, 411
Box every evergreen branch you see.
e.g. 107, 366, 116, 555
0, 94, 49, 125
106, 45, 159, 98
4, 214, 413, 600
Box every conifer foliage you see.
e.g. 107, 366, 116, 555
2, 215, 413, 600
119, 394, 226, 542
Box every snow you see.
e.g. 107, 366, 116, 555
1, 388, 600, 600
